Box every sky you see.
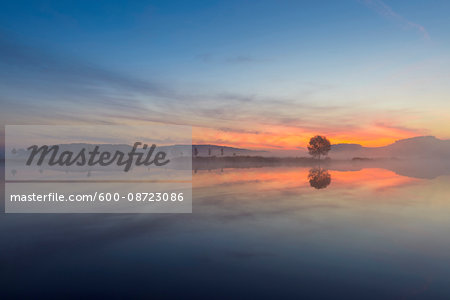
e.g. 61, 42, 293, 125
1, 0, 449, 149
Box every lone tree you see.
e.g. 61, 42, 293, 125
308, 167, 331, 189
307, 135, 331, 160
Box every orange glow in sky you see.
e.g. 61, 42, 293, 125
192, 125, 420, 149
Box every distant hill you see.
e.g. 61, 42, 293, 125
192, 145, 267, 157
330, 136, 450, 159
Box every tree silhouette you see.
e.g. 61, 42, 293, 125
308, 167, 331, 189
307, 135, 331, 160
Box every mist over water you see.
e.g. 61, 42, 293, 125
2, 161, 450, 298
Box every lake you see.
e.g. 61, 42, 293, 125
1, 163, 450, 299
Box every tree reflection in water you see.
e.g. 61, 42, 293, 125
308, 167, 331, 189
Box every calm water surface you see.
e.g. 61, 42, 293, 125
1, 164, 450, 299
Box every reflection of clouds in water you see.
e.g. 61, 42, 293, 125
308, 167, 331, 189
0, 165, 343, 270
193, 173, 343, 225
2, 163, 450, 298
2, 165, 447, 275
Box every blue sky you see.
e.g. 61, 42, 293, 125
1, 0, 449, 148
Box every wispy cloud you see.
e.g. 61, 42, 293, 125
374, 121, 426, 136
0, 30, 431, 148
360, 0, 430, 39
0, 31, 172, 101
